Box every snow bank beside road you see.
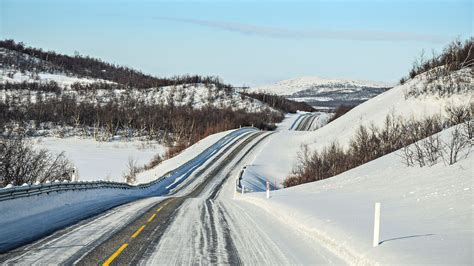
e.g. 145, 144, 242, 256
239, 127, 473, 264
0, 185, 157, 252
137, 130, 233, 184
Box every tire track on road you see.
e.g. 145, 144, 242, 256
76, 131, 266, 265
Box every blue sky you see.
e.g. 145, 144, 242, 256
1, 0, 472, 86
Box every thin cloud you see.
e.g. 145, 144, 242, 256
157, 17, 446, 43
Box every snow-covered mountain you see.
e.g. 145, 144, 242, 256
251, 76, 391, 109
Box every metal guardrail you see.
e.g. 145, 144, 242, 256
0, 175, 168, 202
0, 127, 258, 202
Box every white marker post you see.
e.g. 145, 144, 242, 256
72, 167, 77, 182
373, 202, 381, 247
266, 181, 270, 199
242, 184, 244, 195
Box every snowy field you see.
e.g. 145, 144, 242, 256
32, 137, 165, 182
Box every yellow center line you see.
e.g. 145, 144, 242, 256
102, 200, 172, 265
102, 243, 128, 266
148, 213, 157, 222
131, 225, 146, 238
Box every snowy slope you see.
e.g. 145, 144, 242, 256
244, 69, 473, 186
0, 71, 276, 113
238, 126, 473, 264
0, 70, 114, 87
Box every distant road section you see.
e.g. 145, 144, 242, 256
289, 113, 325, 131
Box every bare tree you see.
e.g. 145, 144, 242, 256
0, 132, 74, 187
442, 126, 471, 165
421, 135, 442, 166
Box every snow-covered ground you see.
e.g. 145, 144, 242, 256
32, 137, 165, 182
0, 70, 114, 87
238, 126, 473, 264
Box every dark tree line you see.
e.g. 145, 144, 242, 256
241, 92, 314, 113
0, 39, 232, 89
0, 94, 282, 147
284, 105, 473, 188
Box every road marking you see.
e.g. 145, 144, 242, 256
102, 201, 168, 264
148, 213, 157, 222
102, 243, 128, 266
131, 225, 146, 238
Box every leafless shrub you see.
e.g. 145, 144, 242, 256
284, 112, 461, 187
445, 104, 471, 125
123, 156, 139, 184
403, 37, 473, 97
144, 153, 163, 170
442, 125, 471, 165
421, 135, 442, 166
0, 131, 74, 187
407, 37, 473, 81
400, 145, 415, 167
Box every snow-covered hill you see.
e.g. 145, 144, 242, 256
245, 68, 473, 187
251, 76, 390, 109
0, 71, 276, 114
0, 47, 278, 113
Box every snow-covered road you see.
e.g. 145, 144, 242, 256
145, 130, 342, 264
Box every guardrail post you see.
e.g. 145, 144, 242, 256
72, 167, 77, 182
373, 202, 381, 247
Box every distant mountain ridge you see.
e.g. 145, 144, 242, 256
250, 76, 391, 109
